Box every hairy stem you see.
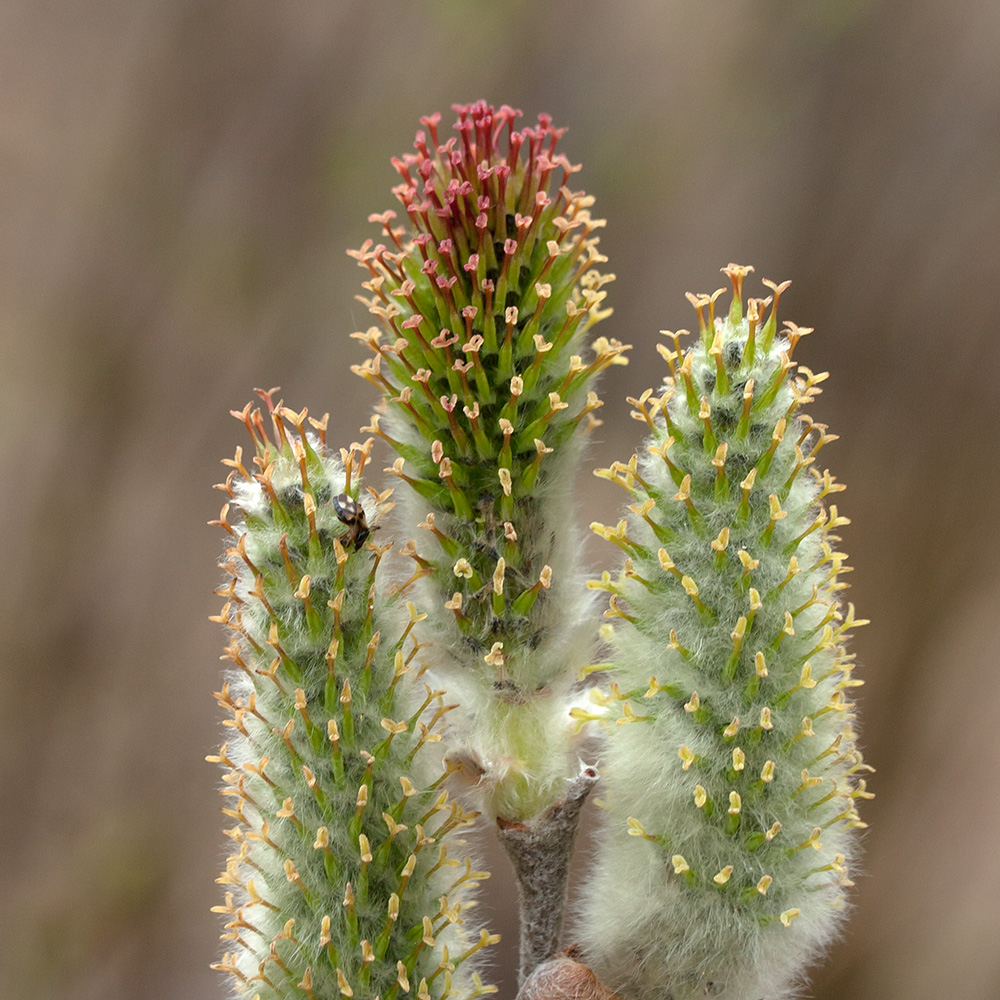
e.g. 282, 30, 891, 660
497, 762, 600, 983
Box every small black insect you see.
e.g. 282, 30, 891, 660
333, 493, 370, 550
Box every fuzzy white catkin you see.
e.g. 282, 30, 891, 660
348, 102, 627, 821
578, 269, 870, 1000
210, 398, 498, 1000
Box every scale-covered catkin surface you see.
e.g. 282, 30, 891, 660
349, 102, 627, 821
578, 267, 871, 1000
209, 393, 498, 1000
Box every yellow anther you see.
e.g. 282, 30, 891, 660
626, 816, 655, 840
484, 642, 505, 667
713, 866, 734, 885
731, 617, 747, 644
492, 558, 506, 595
337, 968, 354, 996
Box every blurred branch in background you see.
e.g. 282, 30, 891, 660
1, 1, 998, 998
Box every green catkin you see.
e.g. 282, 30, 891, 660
349, 102, 628, 821
579, 266, 871, 1000
209, 391, 498, 1000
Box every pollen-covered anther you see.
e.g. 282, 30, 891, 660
762, 494, 787, 544
799, 769, 824, 793
713, 866, 734, 885
283, 858, 307, 891
739, 468, 757, 510
357, 833, 373, 864
681, 575, 712, 618
358, 940, 374, 968
276, 797, 302, 829
498, 468, 512, 497
492, 558, 506, 595
627, 816, 654, 840
337, 967, 355, 997
547, 391, 569, 416
798, 662, 817, 689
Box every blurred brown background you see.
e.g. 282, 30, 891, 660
2, 1, 998, 998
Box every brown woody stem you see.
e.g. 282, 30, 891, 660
497, 761, 600, 984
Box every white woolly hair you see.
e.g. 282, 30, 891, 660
378, 414, 599, 821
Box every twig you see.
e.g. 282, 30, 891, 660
497, 761, 600, 984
